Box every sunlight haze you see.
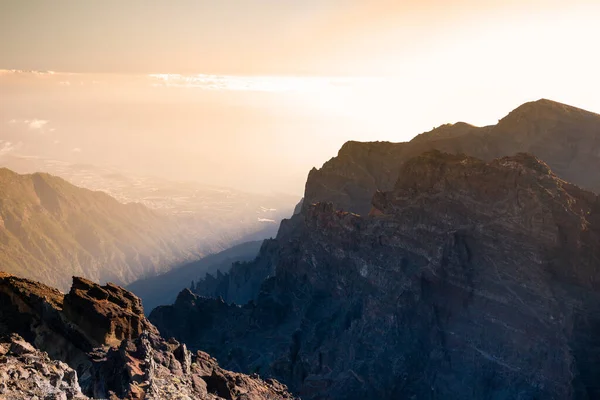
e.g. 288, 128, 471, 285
2, 0, 600, 193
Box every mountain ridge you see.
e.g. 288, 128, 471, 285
0, 167, 206, 291
304, 98, 600, 215
152, 147, 600, 399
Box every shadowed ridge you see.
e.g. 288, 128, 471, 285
410, 121, 484, 143
502, 98, 600, 120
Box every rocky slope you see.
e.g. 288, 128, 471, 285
151, 151, 600, 399
0, 333, 87, 400
0, 272, 294, 399
0, 168, 212, 291
305, 99, 600, 215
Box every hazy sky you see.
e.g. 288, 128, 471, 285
1, 0, 600, 194
2, 0, 599, 75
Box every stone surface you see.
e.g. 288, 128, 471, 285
151, 151, 600, 399
63, 277, 159, 347
86, 331, 295, 400
0, 333, 88, 400
0, 273, 294, 399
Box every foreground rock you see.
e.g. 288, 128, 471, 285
151, 151, 600, 399
0, 273, 294, 399
0, 333, 87, 400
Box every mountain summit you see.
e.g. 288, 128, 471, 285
152, 147, 600, 399
305, 98, 600, 215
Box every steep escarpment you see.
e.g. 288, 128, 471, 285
152, 151, 600, 399
0, 168, 205, 291
305, 99, 600, 214
0, 272, 294, 399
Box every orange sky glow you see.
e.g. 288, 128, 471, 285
1, 0, 599, 193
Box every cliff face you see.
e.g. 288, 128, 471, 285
0, 272, 294, 400
304, 99, 600, 215
151, 151, 600, 399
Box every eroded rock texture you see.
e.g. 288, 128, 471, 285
152, 151, 600, 399
0, 333, 87, 400
0, 273, 294, 399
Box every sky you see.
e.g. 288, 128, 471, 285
1, 0, 600, 194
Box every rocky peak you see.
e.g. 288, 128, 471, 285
302, 99, 600, 216
500, 98, 598, 123
0, 273, 158, 376
410, 121, 482, 143
1, 272, 294, 399
63, 277, 158, 347
152, 150, 600, 399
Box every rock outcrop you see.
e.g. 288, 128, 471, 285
305, 99, 600, 215
0, 272, 294, 399
0, 333, 87, 400
151, 151, 600, 399
63, 277, 159, 347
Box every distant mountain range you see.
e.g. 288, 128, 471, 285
0, 156, 297, 291
0, 168, 206, 291
1, 155, 297, 246
151, 99, 600, 399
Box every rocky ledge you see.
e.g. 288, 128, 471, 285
0, 272, 294, 399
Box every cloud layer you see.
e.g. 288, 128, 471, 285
6, 118, 51, 131
26, 119, 49, 129
147, 73, 379, 93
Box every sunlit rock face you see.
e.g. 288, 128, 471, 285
0, 273, 295, 400
0, 333, 88, 400
152, 150, 600, 400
